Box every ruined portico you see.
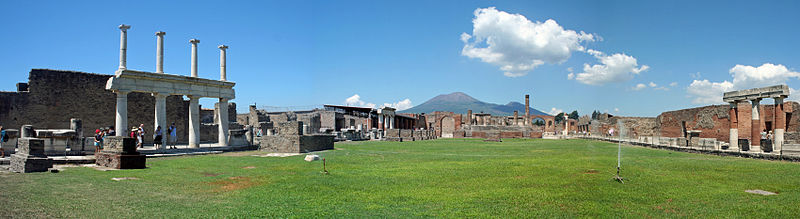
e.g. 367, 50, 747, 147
723, 85, 789, 152
106, 24, 235, 148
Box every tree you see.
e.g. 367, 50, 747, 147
554, 112, 565, 124
569, 110, 579, 120
533, 120, 545, 126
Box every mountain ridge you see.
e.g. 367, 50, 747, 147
399, 92, 550, 116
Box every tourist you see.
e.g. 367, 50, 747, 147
169, 123, 177, 149
131, 126, 140, 148
0, 125, 6, 153
94, 129, 103, 154
107, 126, 115, 136
138, 124, 145, 148
154, 126, 163, 149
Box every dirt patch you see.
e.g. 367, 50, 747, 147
241, 166, 256, 169
208, 176, 258, 192
202, 172, 223, 177
584, 169, 599, 174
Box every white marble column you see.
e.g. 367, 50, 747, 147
188, 96, 200, 148
218, 45, 228, 81
118, 24, 131, 70
563, 114, 569, 137
390, 116, 395, 129
156, 31, 166, 73
218, 98, 229, 146
190, 39, 200, 77
729, 102, 738, 150
115, 91, 129, 136
154, 93, 167, 149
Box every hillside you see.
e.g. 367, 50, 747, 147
399, 92, 550, 116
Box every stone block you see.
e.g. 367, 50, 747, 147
484, 132, 501, 142
102, 136, 138, 154
95, 136, 145, 169
305, 155, 320, 162
385, 129, 400, 138
10, 138, 52, 173
400, 129, 412, 138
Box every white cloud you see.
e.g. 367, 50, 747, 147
381, 99, 413, 111
648, 82, 657, 87
345, 94, 377, 108
461, 7, 596, 77
345, 94, 413, 111
687, 63, 800, 105
686, 80, 734, 104
567, 73, 575, 80
654, 87, 670, 91
669, 82, 678, 87
547, 107, 563, 116
632, 83, 647, 91
729, 63, 800, 90
570, 50, 649, 85
614, 108, 619, 112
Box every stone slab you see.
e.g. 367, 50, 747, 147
10, 154, 53, 173
95, 152, 146, 169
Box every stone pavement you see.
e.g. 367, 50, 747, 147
0, 143, 255, 166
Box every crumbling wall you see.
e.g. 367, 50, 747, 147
0, 69, 196, 144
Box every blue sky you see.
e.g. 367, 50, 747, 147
1, 0, 799, 117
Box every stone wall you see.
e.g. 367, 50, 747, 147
0, 69, 240, 144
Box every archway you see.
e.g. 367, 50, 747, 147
441, 116, 455, 138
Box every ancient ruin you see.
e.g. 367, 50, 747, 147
10, 138, 52, 173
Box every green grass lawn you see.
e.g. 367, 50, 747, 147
2, 138, 800, 218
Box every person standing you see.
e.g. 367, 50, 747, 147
154, 126, 163, 149
94, 129, 104, 154
107, 126, 116, 137
0, 125, 6, 156
138, 124, 145, 148
169, 123, 177, 149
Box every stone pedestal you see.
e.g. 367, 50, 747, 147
10, 138, 53, 173
484, 132, 502, 142
95, 136, 145, 169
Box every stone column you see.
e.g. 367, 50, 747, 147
563, 114, 569, 137
153, 93, 167, 149
751, 99, 761, 148
218, 98, 229, 146
188, 96, 200, 148
514, 111, 519, 126
190, 39, 200, 77
118, 24, 131, 70
728, 102, 738, 150
525, 94, 530, 125
155, 31, 166, 73
390, 116, 395, 129
467, 110, 473, 125
218, 45, 228, 81
115, 91, 129, 136
378, 114, 384, 130
775, 97, 785, 153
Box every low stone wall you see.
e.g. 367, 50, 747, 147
259, 135, 334, 153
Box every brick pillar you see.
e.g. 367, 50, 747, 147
728, 102, 738, 150
751, 99, 761, 147
775, 97, 785, 153
467, 110, 472, 125
513, 111, 519, 126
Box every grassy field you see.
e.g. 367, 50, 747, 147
2, 138, 800, 218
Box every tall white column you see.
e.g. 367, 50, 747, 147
115, 91, 129, 136
154, 93, 167, 149
218, 98, 229, 146
218, 45, 228, 81
156, 31, 166, 73
729, 102, 738, 150
118, 24, 131, 70
190, 39, 200, 77
563, 114, 568, 137
390, 116, 395, 129
188, 96, 200, 148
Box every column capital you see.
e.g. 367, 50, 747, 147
152, 93, 168, 98
218, 45, 228, 50
155, 31, 166, 36
119, 24, 131, 31
190, 39, 200, 44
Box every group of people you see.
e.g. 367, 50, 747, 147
94, 123, 179, 151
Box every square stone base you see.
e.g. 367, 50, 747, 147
95, 152, 146, 169
10, 154, 53, 173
